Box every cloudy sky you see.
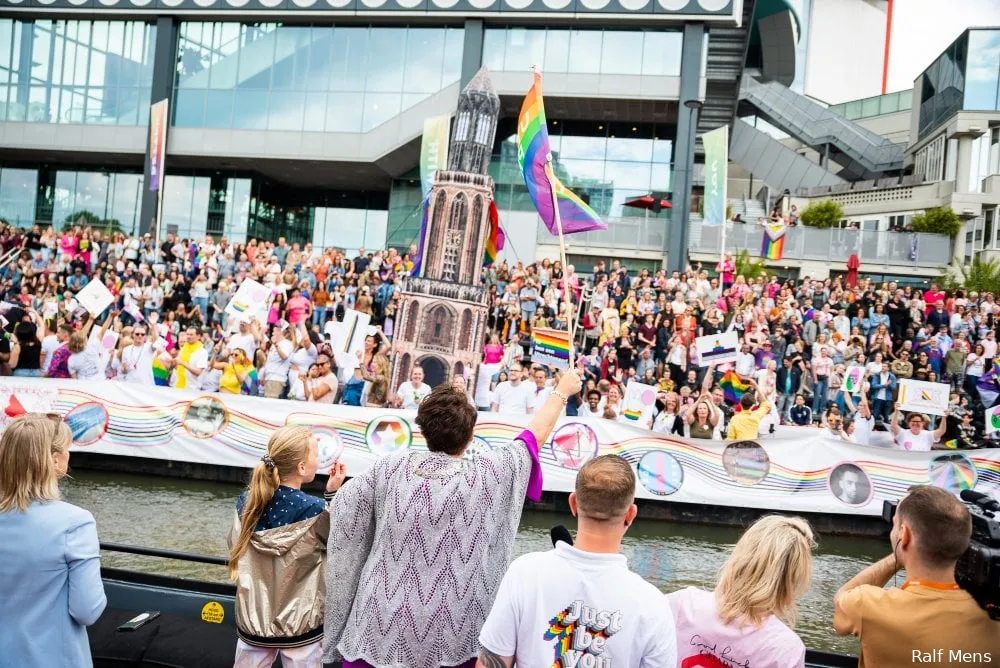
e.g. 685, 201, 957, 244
887, 0, 1000, 92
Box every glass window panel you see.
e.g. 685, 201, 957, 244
364, 210, 388, 250
403, 28, 445, 94
557, 159, 606, 187
504, 28, 545, 73
606, 137, 653, 162
329, 27, 368, 92
203, 89, 234, 128
652, 137, 673, 163
0, 168, 38, 225
482, 29, 505, 71
604, 161, 652, 190
232, 89, 268, 130
650, 164, 671, 192
641, 31, 682, 76
401, 92, 430, 113
52, 171, 78, 229
224, 177, 251, 243
558, 135, 607, 160
601, 32, 641, 75
880, 92, 899, 114
568, 31, 602, 74
844, 100, 861, 119
443, 28, 463, 84
270, 26, 308, 90
861, 96, 879, 117
108, 172, 142, 236
174, 88, 206, 127
965, 30, 1000, 111
365, 28, 404, 92
326, 92, 362, 132
267, 91, 306, 131
362, 92, 401, 131
0, 20, 13, 79
543, 29, 570, 73
302, 91, 325, 131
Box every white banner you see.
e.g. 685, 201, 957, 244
898, 379, 950, 416
1, 378, 997, 517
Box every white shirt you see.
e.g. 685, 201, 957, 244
492, 381, 534, 414
527, 383, 552, 412
894, 428, 935, 452
735, 351, 756, 377
171, 347, 209, 390
227, 332, 258, 360
580, 404, 603, 418
120, 341, 158, 386
479, 543, 677, 668
397, 381, 433, 409
41, 334, 61, 373
853, 413, 874, 446
67, 342, 104, 381
262, 339, 294, 382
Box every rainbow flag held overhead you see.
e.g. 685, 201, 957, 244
242, 367, 259, 396
531, 327, 572, 371
152, 357, 170, 387
977, 360, 1000, 408
761, 221, 786, 260
518, 70, 606, 236
483, 199, 505, 267
719, 370, 751, 404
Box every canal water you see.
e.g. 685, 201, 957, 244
63, 470, 887, 655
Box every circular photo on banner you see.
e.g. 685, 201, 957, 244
828, 462, 873, 507
722, 441, 771, 485
314, 427, 345, 472
637, 451, 684, 496
366, 416, 412, 456
64, 402, 109, 445
928, 453, 978, 495
182, 396, 229, 439
549, 423, 600, 470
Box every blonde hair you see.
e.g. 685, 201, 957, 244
229, 425, 313, 579
68, 331, 87, 354
715, 515, 816, 629
0, 415, 64, 512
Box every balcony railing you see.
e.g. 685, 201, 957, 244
536, 216, 667, 251
689, 222, 953, 267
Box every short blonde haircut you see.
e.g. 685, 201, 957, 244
68, 331, 87, 354
0, 415, 63, 512
715, 515, 816, 629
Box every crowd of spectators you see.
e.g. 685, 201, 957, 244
1, 221, 998, 450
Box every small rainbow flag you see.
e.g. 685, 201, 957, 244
518, 69, 606, 236
152, 357, 170, 387
623, 408, 643, 421
943, 439, 959, 450
719, 370, 750, 404
531, 327, 571, 371
410, 196, 430, 276
761, 221, 786, 260
483, 200, 505, 267
241, 367, 259, 396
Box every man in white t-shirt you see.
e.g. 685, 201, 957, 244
227, 319, 261, 361
478, 455, 677, 668
170, 327, 210, 391
528, 366, 553, 413
119, 324, 162, 386
394, 366, 433, 409
490, 362, 534, 415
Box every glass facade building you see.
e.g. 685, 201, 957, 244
918, 29, 1000, 139
174, 23, 463, 132
0, 19, 156, 125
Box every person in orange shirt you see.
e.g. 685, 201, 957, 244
834, 486, 999, 667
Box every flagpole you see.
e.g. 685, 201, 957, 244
545, 153, 575, 369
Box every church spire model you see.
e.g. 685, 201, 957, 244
390, 67, 500, 392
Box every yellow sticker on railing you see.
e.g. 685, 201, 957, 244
201, 601, 225, 624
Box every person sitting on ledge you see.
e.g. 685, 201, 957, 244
323, 369, 582, 668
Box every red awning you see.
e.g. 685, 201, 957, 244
624, 194, 672, 211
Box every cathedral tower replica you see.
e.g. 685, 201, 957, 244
390, 67, 499, 392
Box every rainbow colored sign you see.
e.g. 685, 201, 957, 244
531, 327, 572, 370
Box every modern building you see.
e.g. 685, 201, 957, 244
0, 0, 806, 274
705, 27, 1000, 284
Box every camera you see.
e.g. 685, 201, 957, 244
883, 494, 1000, 620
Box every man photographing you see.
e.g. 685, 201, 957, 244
477, 455, 676, 667
833, 485, 999, 665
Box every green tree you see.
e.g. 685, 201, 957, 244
64, 210, 127, 235
911, 207, 962, 236
798, 200, 844, 229
733, 248, 770, 280
941, 256, 1000, 294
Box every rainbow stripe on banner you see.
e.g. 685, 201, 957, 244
719, 370, 750, 404
484, 200, 504, 267
531, 327, 571, 370
761, 222, 786, 260
518, 70, 606, 236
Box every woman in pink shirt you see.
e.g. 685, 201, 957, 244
668, 515, 815, 668
285, 288, 311, 326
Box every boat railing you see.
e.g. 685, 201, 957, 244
100, 541, 228, 566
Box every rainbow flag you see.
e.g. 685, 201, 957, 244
152, 357, 170, 387
518, 70, 606, 235
761, 221, 786, 260
483, 199, 505, 266
943, 439, 959, 450
977, 360, 1000, 408
531, 327, 571, 371
719, 370, 750, 404
241, 367, 259, 396
410, 196, 431, 276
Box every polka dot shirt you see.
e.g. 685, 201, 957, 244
236, 486, 325, 531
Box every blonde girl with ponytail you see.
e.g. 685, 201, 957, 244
228, 425, 346, 668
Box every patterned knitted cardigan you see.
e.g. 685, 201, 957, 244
323, 430, 542, 668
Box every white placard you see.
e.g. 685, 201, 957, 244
898, 379, 950, 416
75, 281, 115, 317
224, 279, 271, 324
621, 381, 657, 428
695, 331, 739, 365
325, 310, 371, 356
88, 328, 119, 371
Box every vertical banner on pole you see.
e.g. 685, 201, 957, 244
419, 115, 450, 200
701, 125, 728, 227
148, 100, 169, 193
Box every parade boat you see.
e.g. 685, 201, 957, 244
91, 542, 858, 668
